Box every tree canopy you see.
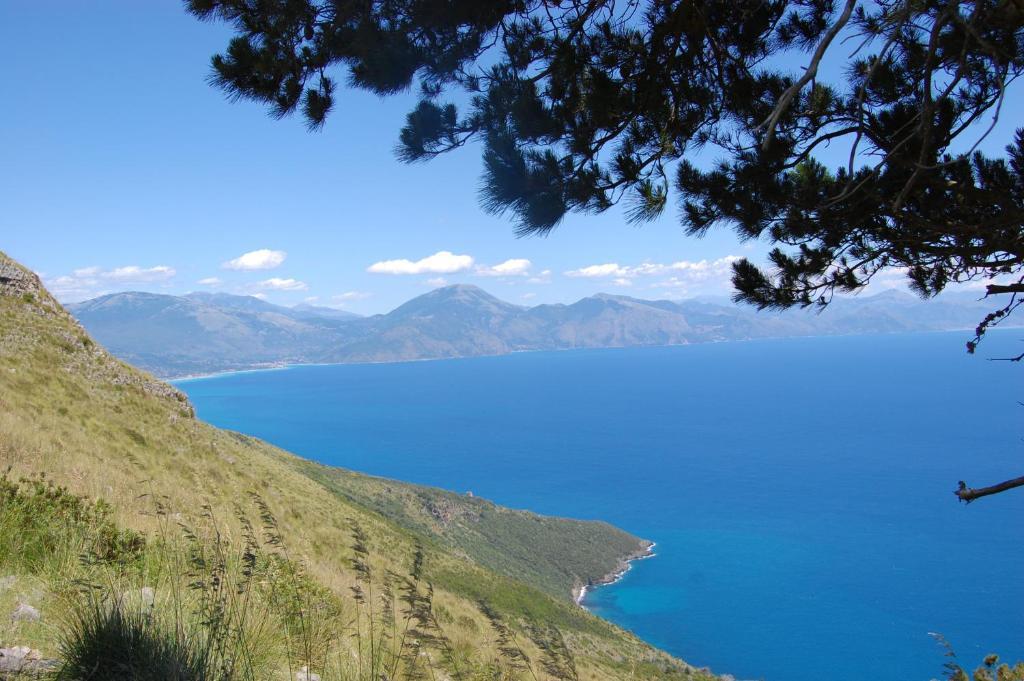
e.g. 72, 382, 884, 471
188, 0, 1024, 499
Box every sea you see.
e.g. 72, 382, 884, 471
175, 330, 1024, 681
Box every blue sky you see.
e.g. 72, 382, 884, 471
2, 2, 1020, 314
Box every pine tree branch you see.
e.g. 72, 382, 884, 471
758, 0, 858, 149
988, 351, 1024, 362
986, 283, 1024, 295
955, 475, 1024, 503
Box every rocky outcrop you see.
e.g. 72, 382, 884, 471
0, 257, 61, 315
0, 260, 40, 296
591, 540, 656, 588
0, 251, 194, 418
575, 540, 657, 604
10, 603, 40, 623
423, 495, 482, 527
0, 647, 59, 677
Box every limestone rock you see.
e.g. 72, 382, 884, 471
0, 259, 38, 297
0, 646, 58, 675
11, 603, 40, 622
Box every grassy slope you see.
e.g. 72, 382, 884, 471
0, 251, 712, 680
292, 460, 647, 601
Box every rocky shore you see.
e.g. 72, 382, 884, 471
574, 539, 656, 605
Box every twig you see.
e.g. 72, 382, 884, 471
955, 475, 1024, 503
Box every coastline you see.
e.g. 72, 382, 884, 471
169, 363, 292, 383
160, 326, 1012, 384
575, 540, 656, 606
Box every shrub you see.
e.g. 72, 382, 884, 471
0, 471, 145, 572
57, 600, 213, 681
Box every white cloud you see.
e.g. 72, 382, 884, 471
476, 258, 532, 277
425, 277, 449, 287
198, 277, 222, 286
303, 296, 320, 303
102, 265, 176, 281
860, 266, 911, 293
527, 269, 553, 284
564, 256, 743, 296
649, 257, 743, 295
667, 256, 742, 279
565, 263, 629, 278
332, 291, 371, 301
251, 292, 269, 300
45, 264, 178, 302
47, 275, 98, 301
521, 292, 537, 300
565, 256, 742, 281
223, 249, 287, 271
258, 277, 308, 291
368, 251, 473, 275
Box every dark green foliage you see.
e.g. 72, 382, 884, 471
189, 0, 1024, 338
57, 600, 212, 681
0, 471, 145, 570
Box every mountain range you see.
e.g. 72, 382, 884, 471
68, 285, 1003, 378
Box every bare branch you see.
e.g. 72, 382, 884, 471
955, 475, 1024, 503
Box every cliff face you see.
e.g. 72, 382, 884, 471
0, 251, 714, 680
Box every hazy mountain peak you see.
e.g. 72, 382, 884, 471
864, 288, 917, 301
586, 292, 653, 305
67, 280, 1011, 378
392, 283, 519, 316
429, 283, 497, 299
184, 291, 280, 312
290, 302, 362, 320
68, 291, 187, 317
437, 283, 483, 292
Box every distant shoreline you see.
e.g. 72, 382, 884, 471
167, 327, 1017, 384
170, 364, 292, 383
575, 540, 657, 607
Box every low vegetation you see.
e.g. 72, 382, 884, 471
0, 252, 711, 679
1, 471, 570, 680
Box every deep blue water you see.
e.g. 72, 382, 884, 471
176, 331, 1024, 681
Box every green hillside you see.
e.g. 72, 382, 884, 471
290, 460, 651, 603
0, 250, 713, 680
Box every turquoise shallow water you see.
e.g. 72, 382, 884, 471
176, 331, 1024, 681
